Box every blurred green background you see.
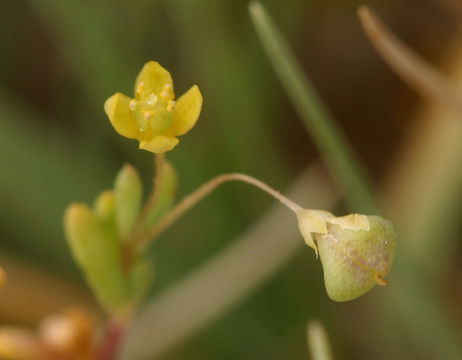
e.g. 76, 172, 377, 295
1, 0, 462, 359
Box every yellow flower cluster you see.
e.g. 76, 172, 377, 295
104, 61, 203, 154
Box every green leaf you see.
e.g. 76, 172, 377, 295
63, 204, 127, 312
114, 164, 143, 242
128, 259, 153, 306
94, 190, 117, 245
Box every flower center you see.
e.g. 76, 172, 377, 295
130, 83, 175, 137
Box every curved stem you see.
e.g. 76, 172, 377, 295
119, 165, 337, 360
130, 173, 302, 255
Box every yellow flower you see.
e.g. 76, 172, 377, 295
104, 61, 203, 154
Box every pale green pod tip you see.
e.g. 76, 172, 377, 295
307, 320, 335, 360
297, 209, 335, 256
114, 164, 143, 242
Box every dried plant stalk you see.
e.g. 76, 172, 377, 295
359, 6, 462, 118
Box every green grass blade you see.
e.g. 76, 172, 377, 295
249, 1, 377, 213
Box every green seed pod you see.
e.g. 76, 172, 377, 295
114, 164, 143, 242
316, 214, 396, 302
297, 211, 396, 302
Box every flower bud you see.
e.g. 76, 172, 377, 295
297, 211, 396, 302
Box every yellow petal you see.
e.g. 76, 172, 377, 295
139, 135, 179, 154
104, 93, 138, 139
135, 61, 174, 100
168, 85, 203, 136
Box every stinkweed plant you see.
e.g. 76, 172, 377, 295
57, 60, 397, 357
0, 17, 397, 360
13, 0, 462, 358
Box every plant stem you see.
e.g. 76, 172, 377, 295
129, 173, 302, 256
96, 318, 126, 360
135, 154, 165, 231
